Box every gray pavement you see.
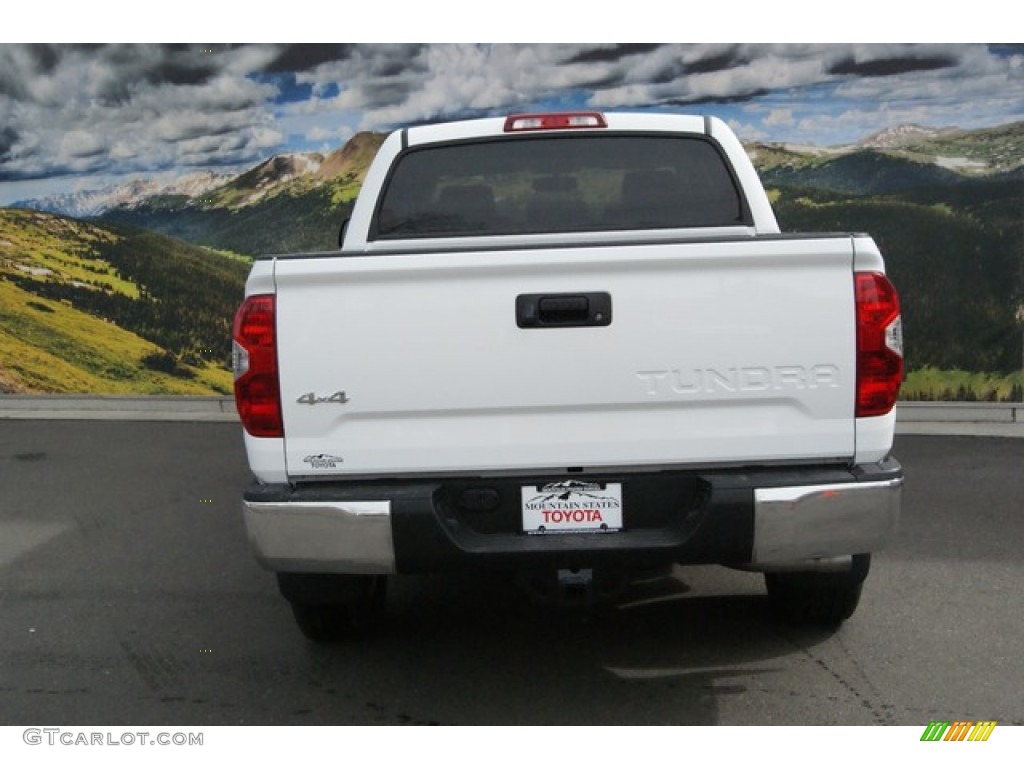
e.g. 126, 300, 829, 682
1, 421, 1022, 726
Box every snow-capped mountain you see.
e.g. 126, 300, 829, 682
209, 152, 324, 207
14, 170, 234, 217
856, 124, 949, 149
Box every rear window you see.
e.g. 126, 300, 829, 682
372, 134, 748, 240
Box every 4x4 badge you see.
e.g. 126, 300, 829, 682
296, 391, 349, 405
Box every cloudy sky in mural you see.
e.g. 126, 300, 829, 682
0, 43, 1021, 204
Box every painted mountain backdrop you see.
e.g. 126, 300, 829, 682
1, 121, 1022, 396
0, 209, 248, 394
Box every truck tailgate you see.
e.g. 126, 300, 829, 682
274, 236, 857, 478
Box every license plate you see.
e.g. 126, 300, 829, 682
521, 481, 623, 534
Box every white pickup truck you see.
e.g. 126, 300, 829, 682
232, 111, 904, 641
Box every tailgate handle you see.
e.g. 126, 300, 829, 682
516, 292, 612, 328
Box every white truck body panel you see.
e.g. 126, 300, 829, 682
271, 235, 859, 480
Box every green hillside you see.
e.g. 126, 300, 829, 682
103, 183, 352, 255
761, 150, 969, 196
0, 209, 247, 394
899, 122, 1024, 175
771, 180, 1023, 375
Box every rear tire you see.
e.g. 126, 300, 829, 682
765, 554, 870, 627
277, 573, 387, 642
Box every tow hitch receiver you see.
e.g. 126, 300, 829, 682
558, 568, 595, 603
517, 567, 630, 605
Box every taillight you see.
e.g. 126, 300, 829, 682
503, 112, 607, 132
232, 294, 283, 437
855, 272, 903, 418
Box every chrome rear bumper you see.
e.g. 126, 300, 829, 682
242, 463, 902, 576
747, 477, 902, 571
244, 500, 395, 574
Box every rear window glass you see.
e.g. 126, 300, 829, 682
372, 134, 748, 240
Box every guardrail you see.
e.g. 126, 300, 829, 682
0, 395, 236, 421
896, 401, 1022, 424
